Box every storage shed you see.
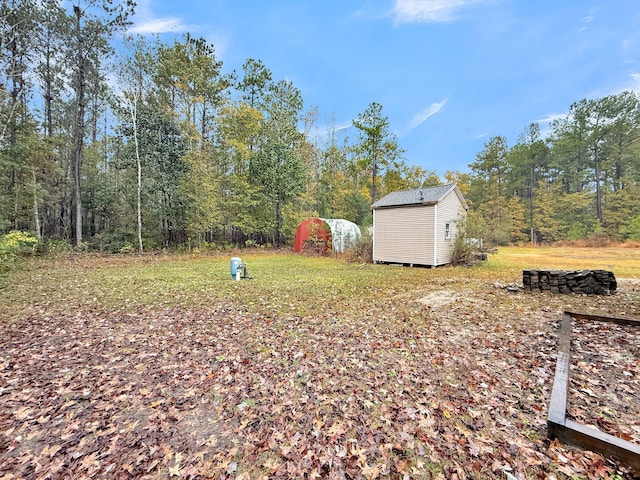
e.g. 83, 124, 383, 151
371, 184, 468, 266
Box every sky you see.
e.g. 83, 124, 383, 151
126, 0, 640, 177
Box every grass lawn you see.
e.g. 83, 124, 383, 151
1, 246, 638, 479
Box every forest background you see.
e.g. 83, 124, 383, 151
2, 0, 640, 253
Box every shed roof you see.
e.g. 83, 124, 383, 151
371, 184, 467, 209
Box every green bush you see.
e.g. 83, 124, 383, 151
39, 238, 72, 256
0, 231, 38, 274
567, 222, 587, 240
624, 215, 640, 240
95, 232, 136, 254
451, 215, 474, 265
451, 236, 472, 265
118, 243, 136, 254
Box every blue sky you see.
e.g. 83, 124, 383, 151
127, 0, 640, 176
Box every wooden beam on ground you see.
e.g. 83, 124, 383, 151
565, 310, 640, 327
547, 313, 572, 433
547, 312, 640, 473
561, 420, 640, 471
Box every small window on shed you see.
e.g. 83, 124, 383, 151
444, 222, 451, 240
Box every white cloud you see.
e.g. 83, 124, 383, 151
591, 72, 640, 98
335, 122, 353, 131
127, 0, 188, 34
534, 114, 567, 140
578, 15, 594, 34
128, 17, 188, 34
306, 121, 353, 146
392, 0, 487, 24
537, 74, 640, 132
535, 112, 581, 140
408, 99, 447, 130
537, 113, 566, 124
578, 8, 598, 33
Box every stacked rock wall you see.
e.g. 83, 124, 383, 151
522, 270, 616, 295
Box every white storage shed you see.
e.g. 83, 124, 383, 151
371, 184, 468, 266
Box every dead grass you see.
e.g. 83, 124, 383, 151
491, 245, 640, 279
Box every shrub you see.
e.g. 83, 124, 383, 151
118, 243, 136, 254
451, 236, 472, 265
624, 215, 640, 240
451, 215, 476, 265
567, 222, 587, 241
0, 231, 38, 275
346, 231, 373, 264
39, 238, 71, 256
583, 233, 610, 248
95, 232, 136, 254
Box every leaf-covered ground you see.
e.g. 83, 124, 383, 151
568, 317, 639, 445
1, 250, 639, 479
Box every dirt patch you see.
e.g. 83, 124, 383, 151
416, 289, 464, 308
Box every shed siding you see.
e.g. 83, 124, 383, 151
373, 205, 434, 264
434, 190, 464, 265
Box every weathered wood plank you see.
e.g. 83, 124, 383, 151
565, 310, 640, 328
547, 311, 640, 473
548, 314, 572, 426
562, 420, 640, 471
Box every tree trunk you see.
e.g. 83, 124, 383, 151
73, 7, 85, 247
592, 139, 604, 226
371, 150, 377, 204
529, 165, 535, 245
44, 41, 53, 137
275, 198, 282, 247
90, 77, 99, 144
201, 101, 207, 146
32, 169, 41, 240
594, 154, 603, 225
129, 97, 144, 253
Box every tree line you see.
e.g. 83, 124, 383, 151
2, 0, 639, 252
1, 0, 428, 252
466, 91, 640, 245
